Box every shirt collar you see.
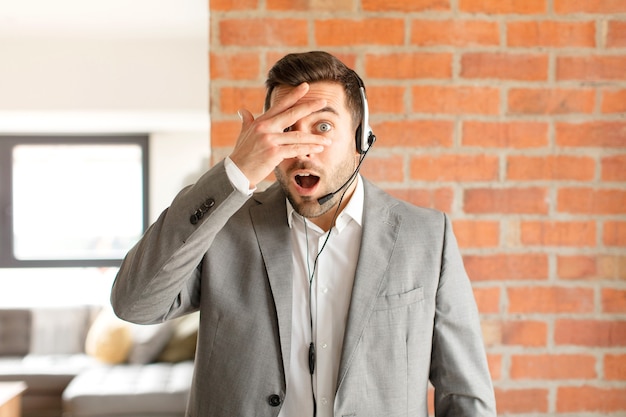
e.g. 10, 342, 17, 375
287, 175, 364, 232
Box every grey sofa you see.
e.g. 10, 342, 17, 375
0, 306, 194, 417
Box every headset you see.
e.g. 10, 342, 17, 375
354, 74, 376, 154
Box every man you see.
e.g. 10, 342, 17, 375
111, 51, 496, 416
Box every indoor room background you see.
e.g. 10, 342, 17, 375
2, 0, 626, 415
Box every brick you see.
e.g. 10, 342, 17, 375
460, 0, 546, 14
557, 255, 597, 280
487, 354, 502, 380
483, 320, 548, 347
463, 121, 548, 148
557, 55, 626, 81
495, 388, 549, 414
367, 86, 405, 114
555, 0, 626, 13
210, 52, 261, 80
558, 255, 626, 281
521, 220, 596, 247
461, 52, 548, 81
453, 220, 500, 248
385, 187, 454, 212
555, 320, 626, 347
410, 154, 499, 181
558, 188, 626, 215
363, 0, 449, 12
464, 254, 549, 281
557, 386, 626, 413
508, 20, 595, 47
507, 155, 595, 181
557, 122, 626, 147
218, 86, 266, 114
481, 321, 501, 346
210, 0, 257, 10
607, 20, 626, 47
473, 287, 501, 313
605, 354, 626, 380
464, 187, 549, 214
365, 53, 452, 80
602, 89, 626, 113
601, 155, 626, 181
360, 155, 404, 182
268, 0, 353, 11
604, 221, 626, 246
315, 19, 404, 46
508, 88, 595, 115
599, 256, 626, 280
411, 19, 499, 47
510, 354, 596, 379
508, 286, 595, 313
219, 19, 308, 47
503, 320, 548, 347
602, 288, 626, 313
211, 120, 241, 147
373, 120, 454, 148
412, 86, 500, 115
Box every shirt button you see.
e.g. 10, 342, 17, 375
322, 287, 329, 294
321, 397, 328, 405
322, 343, 328, 349
268, 394, 281, 407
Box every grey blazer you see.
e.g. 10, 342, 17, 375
111, 160, 496, 417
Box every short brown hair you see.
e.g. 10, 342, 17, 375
264, 51, 364, 129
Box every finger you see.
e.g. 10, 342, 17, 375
262, 82, 310, 118
237, 108, 255, 131
273, 130, 330, 148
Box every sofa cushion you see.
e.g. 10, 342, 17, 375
0, 309, 31, 356
30, 306, 96, 355
0, 354, 96, 417
62, 361, 193, 417
0, 354, 95, 392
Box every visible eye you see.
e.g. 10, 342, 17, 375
283, 126, 293, 133
316, 122, 332, 133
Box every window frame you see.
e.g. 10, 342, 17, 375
0, 134, 149, 268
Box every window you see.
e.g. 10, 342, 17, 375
0, 135, 148, 267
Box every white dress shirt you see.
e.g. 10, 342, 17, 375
225, 157, 364, 417
280, 177, 363, 417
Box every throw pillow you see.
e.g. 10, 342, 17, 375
84, 308, 132, 364
157, 312, 199, 363
127, 321, 175, 364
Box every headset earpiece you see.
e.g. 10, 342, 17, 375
355, 85, 376, 154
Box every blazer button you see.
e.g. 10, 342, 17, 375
202, 198, 215, 209
268, 394, 281, 407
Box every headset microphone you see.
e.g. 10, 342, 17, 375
317, 84, 375, 205
317, 148, 369, 205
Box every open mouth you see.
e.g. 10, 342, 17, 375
295, 173, 320, 190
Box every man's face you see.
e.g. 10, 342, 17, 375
272, 81, 360, 220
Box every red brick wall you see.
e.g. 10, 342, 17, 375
209, 0, 626, 414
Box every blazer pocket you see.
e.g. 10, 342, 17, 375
374, 287, 424, 311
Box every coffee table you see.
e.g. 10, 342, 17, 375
0, 382, 27, 417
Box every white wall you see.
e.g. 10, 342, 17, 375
0, 0, 210, 306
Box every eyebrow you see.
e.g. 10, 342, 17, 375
313, 106, 340, 116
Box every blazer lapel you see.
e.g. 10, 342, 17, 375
336, 180, 401, 391
249, 184, 293, 382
